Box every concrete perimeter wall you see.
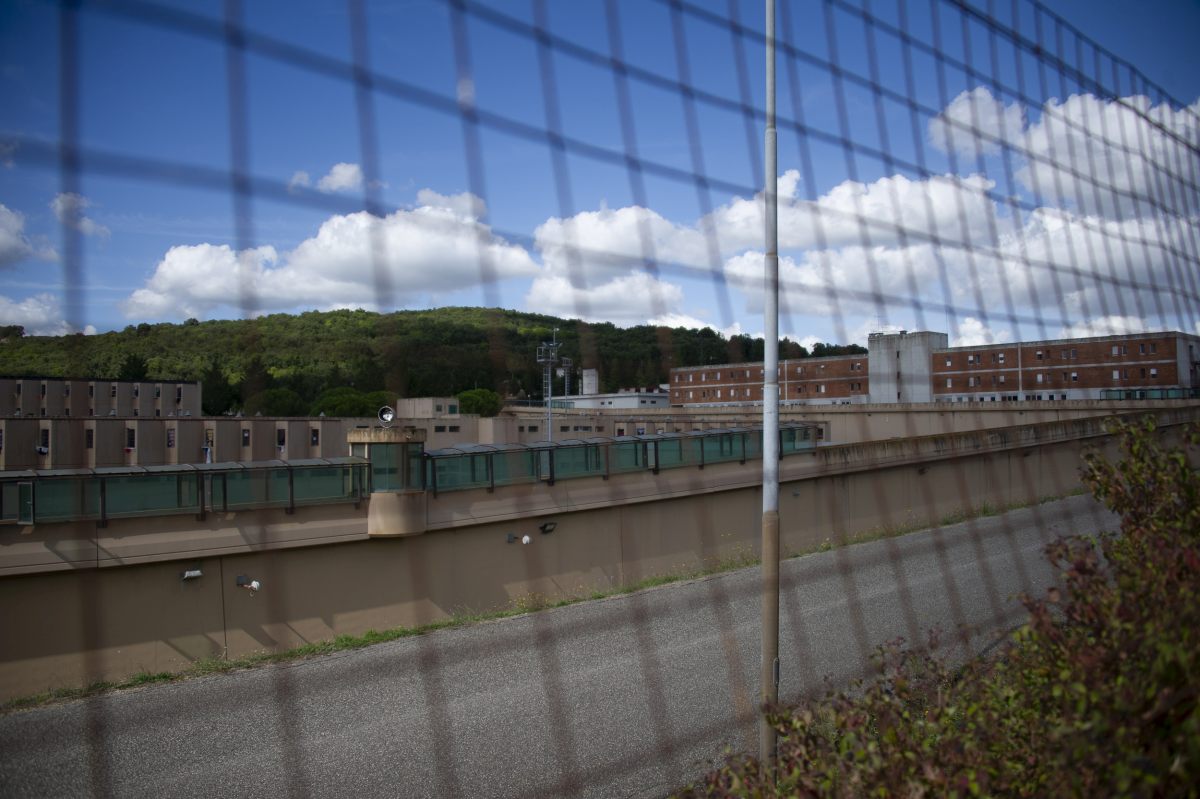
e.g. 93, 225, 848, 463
0, 409, 1196, 700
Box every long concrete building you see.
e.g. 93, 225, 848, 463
669, 329, 1200, 406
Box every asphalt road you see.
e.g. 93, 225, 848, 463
0, 494, 1117, 799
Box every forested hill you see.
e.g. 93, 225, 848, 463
0, 308, 865, 415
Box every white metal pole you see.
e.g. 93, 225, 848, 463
759, 0, 781, 776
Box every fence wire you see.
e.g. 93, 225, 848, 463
2, 0, 1199, 796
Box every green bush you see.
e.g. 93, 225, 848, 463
682, 417, 1199, 798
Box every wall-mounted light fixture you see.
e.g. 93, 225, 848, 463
181, 568, 203, 581
506, 533, 531, 545
539, 521, 557, 535
236, 575, 262, 593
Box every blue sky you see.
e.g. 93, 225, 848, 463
1, 0, 1198, 348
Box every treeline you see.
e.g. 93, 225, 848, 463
0, 308, 865, 415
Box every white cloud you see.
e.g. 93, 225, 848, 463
1058, 315, 1151, 339
0, 204, 34, 266
416, 188, 484, 219
952, 316, 1011, 347
647, 312, 743, 338
535, 205, 712, 282
50, 193, 109, 238
0, 204, 56, 266
287, 171, 311, 192
929, 87, 1200, 220
316, 162, 364, 193
123, 192, 538, 319
0, 292, 96, 336
710, 170, 999, 253
1017, 94, 1200, 218
525, 271, 684, 326
929, 87, 1025, 157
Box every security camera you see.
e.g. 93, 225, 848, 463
521, 535, 531, 545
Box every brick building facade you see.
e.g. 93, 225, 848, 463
669, 330, 1200, 406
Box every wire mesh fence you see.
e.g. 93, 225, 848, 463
0, 0, 1198, 796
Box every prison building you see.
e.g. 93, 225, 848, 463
0, 377, 202, 418
669, 330, 1200, 406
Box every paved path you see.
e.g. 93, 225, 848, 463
0, 494, 1116, 798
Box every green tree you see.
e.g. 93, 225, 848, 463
457, 388, 503, 417
200, 359, 237, 416
243, 387, 307, 417
116, 353, 149, 381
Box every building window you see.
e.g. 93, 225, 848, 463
167, 429, 176, 448
40, 428, 50, 448
205, 429, 215, 446
133, 385, 139, 398
688, 374, 693, 382
1036, 350, 1043, 360
39, 407, 45, 416
527, 425, 538, 433
88, 385, 94, 398
560, 425, 569, 433
310, 428, 320, 446
1036, 373, 1044, 384
40, 383, 46, 397
1150, 368, 1158, 378
715, 371, 720, 380
434, 425, 446, 433
85, 429, 94, 449
175, 386, 183, 402
946, 378, 952, 388
110, 385, 117, 398
132, 408, 139, 416
64, 384, 70, 396
449, 404, 458, 414
1113, 370, 1120, 380
945, 358, 952, 367
126, 428, 136, 449
449, 425, 460, 432
241, 429, 250, 447
998, 353, 1005, 363
276, 429, 286, 447
818, 384, 826, 394
1070, 348, 1077, 358
1071, 372, 1079, 382
1139, 343, 1146, 354
518, 425, 525, 432
1150, 343, 1157, 354
155, 386, 161, 398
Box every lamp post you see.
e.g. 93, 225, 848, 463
760, 0, 781, 777
538, 328, 560, 442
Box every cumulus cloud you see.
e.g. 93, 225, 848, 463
0, 203, 55, 266
1058, 315, 1151, 339
525, 270, 685, 326
416, 188, 485, 219
929, 87, 1200, 220
952, 316, 1011, 347
287, 171, 311, 192
0, 204, 35, 266
930, 87, 1026, 157
0, 292, 96, 336
123, 192, 539, 319
50, 193, 109, 238
316, 162, 364, 193
645, 312, 742, 338
1018, 93, 1200, 218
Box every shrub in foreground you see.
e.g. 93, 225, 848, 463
682, 418, 1199, 798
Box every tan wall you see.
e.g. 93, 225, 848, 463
4, 409, 1195, 700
